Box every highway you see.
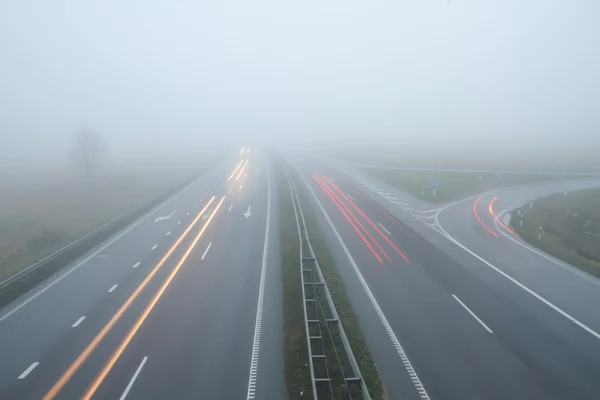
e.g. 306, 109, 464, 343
291, 153, 600, 400
0, 149, 285, 400
3, 147, 599, 400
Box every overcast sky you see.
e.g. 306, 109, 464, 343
1, 0, 599, 166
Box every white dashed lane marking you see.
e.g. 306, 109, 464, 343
201, 243, 213, 260
452, 295, 493, 333
18, 362, 39, 379
119, 357, 148, 400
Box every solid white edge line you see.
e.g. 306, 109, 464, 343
245, 162, 271, 400
430, 196, 600, 341
0, 211, 157, 323
132, 262, 141, 269
72, 316, 86, 328
434, 209, 600, 340
377, 222, 391, 236
201, 242, 213, 260
108, 284, 118, 293
452, 295, 493, 333
573, 320, 600, 339
295, 164, 431, 400
119, 356, 148, 400
18, 362, 39, 379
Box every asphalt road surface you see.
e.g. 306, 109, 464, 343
0, 148, 285, 400
291, 153, 600, 400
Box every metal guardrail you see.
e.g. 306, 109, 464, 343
0, 173, 200, 291
284, 166, 371, 400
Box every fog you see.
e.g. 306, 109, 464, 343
1, 0, 599, 170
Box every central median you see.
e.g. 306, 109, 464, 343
276, 157, 385, 400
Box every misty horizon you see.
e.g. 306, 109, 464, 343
1, 0, 599, 168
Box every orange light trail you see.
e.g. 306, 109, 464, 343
43, 197, 217, 400
236, 160, 249, 181
228, 160, 244, 181
473, 196, 497, 237
81, 196, 226, 400
489, 197, 518, 237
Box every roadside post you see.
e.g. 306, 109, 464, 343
432, 180, 439, 197
538, 226, 542, 241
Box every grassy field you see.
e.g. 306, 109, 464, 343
0, 166, 200, 280
510, 189, 600, 279
294, 170, 386, 399
364, 168, 579, 204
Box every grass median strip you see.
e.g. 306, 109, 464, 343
511, 188, 600, 278
278, 166, 313, 400
294, 171, 386, 399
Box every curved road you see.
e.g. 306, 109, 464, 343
291, 153, 600, 400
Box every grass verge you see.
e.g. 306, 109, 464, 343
0, 173, 200, 309
510, 189, 600, 279
293, 169, 386, 400
277, 165, 313, 400
364, 168, 580, 204
0, 168, 202, 279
